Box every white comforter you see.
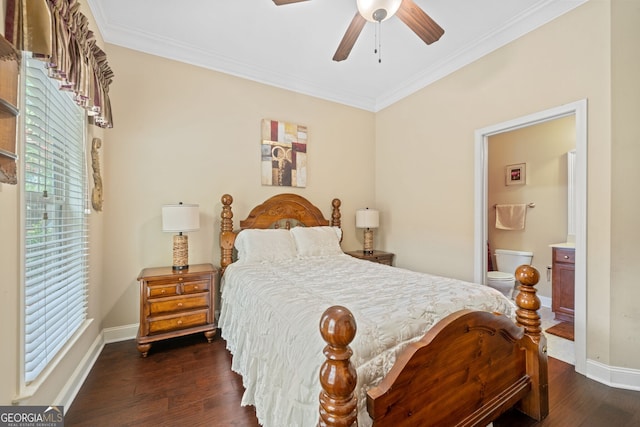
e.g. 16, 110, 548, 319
219, 254, 515, 427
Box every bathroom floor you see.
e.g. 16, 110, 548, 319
540, 306, 575, 365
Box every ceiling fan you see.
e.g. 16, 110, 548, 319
272, 0, 444, 62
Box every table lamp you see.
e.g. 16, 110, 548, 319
355, 207, 379, 254
162, 202, 200, 270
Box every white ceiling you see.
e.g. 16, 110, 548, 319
86, 0, 587, 112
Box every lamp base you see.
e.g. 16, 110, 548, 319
363, 228, 374, 254
172, 234, 189, 270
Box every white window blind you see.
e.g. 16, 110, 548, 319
22, 55, 89, 383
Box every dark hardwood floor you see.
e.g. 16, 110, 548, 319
65, 332, 640, 426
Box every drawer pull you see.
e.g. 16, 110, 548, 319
161, 289, 166, 294
177, 302, 183, 307
564, 255, 569, 259
178, 277, 183, 281
177, 320, 183, 325
194, 285, 198, 290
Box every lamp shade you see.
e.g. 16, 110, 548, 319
357, 0, 402, 22
162, 203, 200, 232
355, 208, 379, 229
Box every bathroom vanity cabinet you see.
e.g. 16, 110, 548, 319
551, 247, 575, 323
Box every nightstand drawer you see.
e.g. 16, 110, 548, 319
182, 279, 210, 294
148, 310, 209, 334
149, 293, 209, 315
147, 284, 179, 298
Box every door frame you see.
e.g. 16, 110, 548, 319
473, 99, 587, 374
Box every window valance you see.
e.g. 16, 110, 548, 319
5, 0, 114, 128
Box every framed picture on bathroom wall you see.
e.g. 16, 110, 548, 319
506, 163, 526, 186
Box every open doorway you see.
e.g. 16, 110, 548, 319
473, 100, 587, 375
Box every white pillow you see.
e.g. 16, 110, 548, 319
234, 228, 297, 263
291, 226, 343, 258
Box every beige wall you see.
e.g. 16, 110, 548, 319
488, 115, 576, 299
100, 45, 376, 328
377, 0, 640, 369
610, 0, 640, 369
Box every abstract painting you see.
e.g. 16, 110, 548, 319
261, 119, 307, 187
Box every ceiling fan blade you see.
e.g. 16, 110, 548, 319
396, 0, 444, 45
333, 12, 367, 62
272, 0, 309, 5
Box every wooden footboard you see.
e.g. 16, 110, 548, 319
319, 265, 548, 427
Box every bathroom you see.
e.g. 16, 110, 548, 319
486, 114, 576, 310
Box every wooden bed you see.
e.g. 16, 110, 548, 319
219, 193, 548, 427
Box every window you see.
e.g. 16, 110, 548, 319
22, 55, 89, 383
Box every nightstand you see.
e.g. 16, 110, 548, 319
345, 250, 395, 266
136, 263, 217, 357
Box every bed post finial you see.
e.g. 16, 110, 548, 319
318, 305, 357, 427
514, 265, 542, 342
220, 194, 234, 274
331, 198, 342, 228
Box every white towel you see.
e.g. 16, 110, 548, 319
495, 204, 527, 230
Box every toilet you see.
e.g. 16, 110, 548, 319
487, 249, 534, 298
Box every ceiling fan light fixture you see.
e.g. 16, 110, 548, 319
357, 0, 402, 22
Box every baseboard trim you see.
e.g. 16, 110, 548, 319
103, 323, 138, 343
56, 332, 104, 409
586, 359, 640, 392
59, 324, 138, 410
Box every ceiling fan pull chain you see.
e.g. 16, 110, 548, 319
373, 21, 382, 63
374, 21, 379, 55
378, 22, 382, 63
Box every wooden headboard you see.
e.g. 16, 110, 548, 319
219, 193, 342, 273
